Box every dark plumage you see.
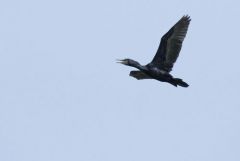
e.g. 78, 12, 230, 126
117, 15, 191, 87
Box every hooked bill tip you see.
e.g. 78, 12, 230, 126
116, 59, 123, 63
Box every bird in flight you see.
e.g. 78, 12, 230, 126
117, 15, 191, 87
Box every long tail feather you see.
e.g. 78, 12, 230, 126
173, 78, 189, 87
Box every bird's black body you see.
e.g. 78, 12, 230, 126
117, 15, 191, 87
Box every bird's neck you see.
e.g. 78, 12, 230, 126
133, 63, 147, 72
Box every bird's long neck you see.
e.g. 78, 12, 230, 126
132, 63, 148, 72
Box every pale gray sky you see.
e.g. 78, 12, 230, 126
0, 0, 240, 161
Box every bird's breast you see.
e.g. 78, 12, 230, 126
150, 67, 167, 75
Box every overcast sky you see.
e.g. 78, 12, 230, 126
0, 0, 240, 161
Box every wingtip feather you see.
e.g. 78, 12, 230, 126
182, 15, 191, 22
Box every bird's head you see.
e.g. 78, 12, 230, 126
116, 58, 140, 67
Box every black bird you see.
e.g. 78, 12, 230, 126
117, 15, 191, 87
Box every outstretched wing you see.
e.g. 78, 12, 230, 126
151, 15, 191, 72
129, 71, 152, 80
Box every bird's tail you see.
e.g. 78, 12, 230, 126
173, 78, 189, 87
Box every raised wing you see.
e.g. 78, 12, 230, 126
151, 15, 191, 72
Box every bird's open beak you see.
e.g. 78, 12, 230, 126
116, 59, 127, 65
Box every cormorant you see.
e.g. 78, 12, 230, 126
117, 15, 191, 87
